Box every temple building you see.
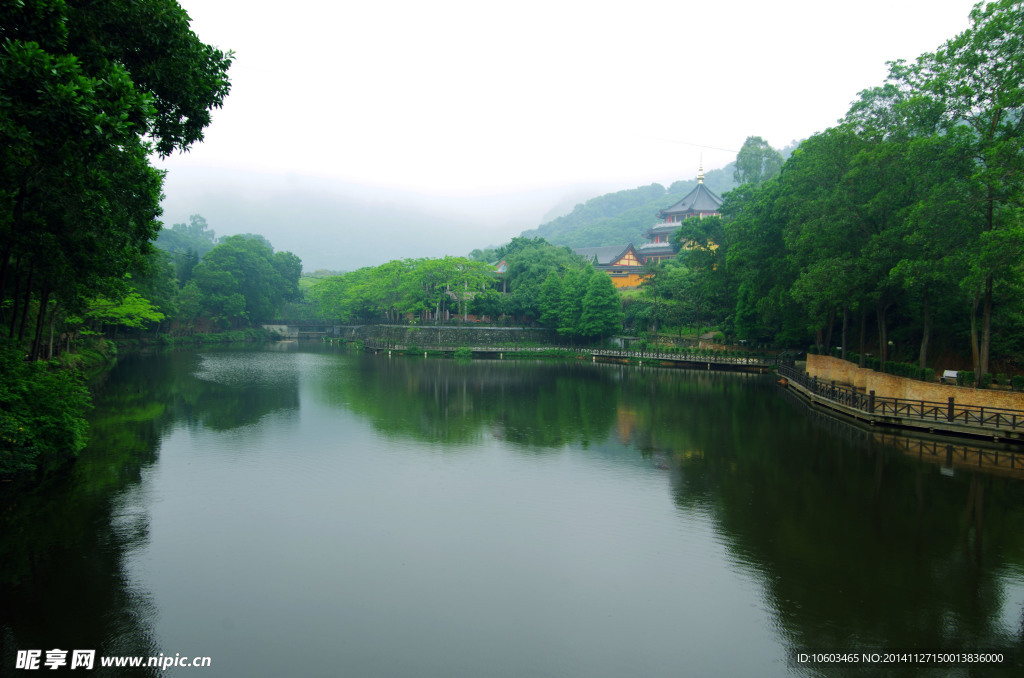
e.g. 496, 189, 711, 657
637, 165, 723, 263
572, 166, 724, 288
573, 244, 645, 288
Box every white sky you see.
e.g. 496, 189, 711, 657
156, 0, 981, 199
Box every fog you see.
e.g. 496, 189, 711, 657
159, 168, 627, 271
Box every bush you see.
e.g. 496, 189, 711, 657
1012, 375, 1024, 392
0, 340, 92, 477
982, 373, 993, 389
996, 373, 1008, 386
957, 371, 975, 387
921, 367, 935, 382
453, 347, 472, 360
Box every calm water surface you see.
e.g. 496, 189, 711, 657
2, 344, 1024, 677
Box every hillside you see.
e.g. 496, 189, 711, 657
521, 164, 739, 249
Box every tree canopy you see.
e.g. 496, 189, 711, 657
1, 0, 233, 357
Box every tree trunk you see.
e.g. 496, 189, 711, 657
8, 255, 21, 338
980, 273, 992, 384
0, 245, 10, 319
841, 307, 848, 361
858, 308, 867, 368
30, 286, 50, 361
17, 260, 34, 342
823, 307, 836, 357
876, 300, 891, 366
48, 302, 59, 359
970, 288, 981, 386
918, 291, 930, 369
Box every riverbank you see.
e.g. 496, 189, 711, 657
780, 363, 1024, 446
355, 339, 778, 372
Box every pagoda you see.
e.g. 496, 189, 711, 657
638, 165, 723, 263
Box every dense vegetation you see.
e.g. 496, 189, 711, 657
634, 0, 1023, 385
519, 168, 738, 249
311, 237, 623, 341
1, 1, 232, 478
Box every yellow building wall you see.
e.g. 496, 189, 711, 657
609, 272, 647, 289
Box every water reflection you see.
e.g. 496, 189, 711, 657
0, 348, 303, 675
2, 347, 1023, 677
314, 356, 621, 448
323, 353, 1024, 670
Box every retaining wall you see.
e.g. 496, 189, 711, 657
337, 325, 556, 347
805, 354, 1024, 410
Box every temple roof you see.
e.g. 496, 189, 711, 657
573, 244, 641, 267
658, 181, 724, 219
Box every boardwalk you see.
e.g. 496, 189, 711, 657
362, 341, 778, 371
359, 338, 1024, 449
779, 363, 1024, 444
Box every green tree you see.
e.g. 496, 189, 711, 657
191, 236, 301, 327
1, 1, 232, 357
896, 0, 1024, 383
733, 136, 784, 186
538, 272, 564, 328
579, 272, 623, 340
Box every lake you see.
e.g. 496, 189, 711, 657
2, 343, 1023, 676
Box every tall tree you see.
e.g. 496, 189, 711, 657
894, 0, 1024, 382
1, 0, 233, 353
579, 272, 624, 340
733, 136, 784, 186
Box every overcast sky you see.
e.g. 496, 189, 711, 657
154, 0, 982, 269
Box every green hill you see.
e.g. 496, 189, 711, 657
521, 165, 738, 249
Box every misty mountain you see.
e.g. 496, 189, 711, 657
520, 164, 739, 249
158, 168, 624, 271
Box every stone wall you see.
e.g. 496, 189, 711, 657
336, 325, 556, 347
805, 354, 1024, 410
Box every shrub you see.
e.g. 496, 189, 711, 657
453, 347, 472, 360
921, 367, 935, 382
982, 373, 993, 389
1012, 375, 1024, 392
0, 340, 92, 477
996, 373, 1008, 386
957, 371, 975, 387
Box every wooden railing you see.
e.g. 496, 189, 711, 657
778, 363, 1024, 433
363, 342, 779, 368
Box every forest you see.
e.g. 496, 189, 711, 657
658, 0, 1024, 387
309, 237, 623, 342
0, 0, 234, 476
3, 0, 1023, 479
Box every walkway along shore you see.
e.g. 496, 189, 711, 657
359, 338, 1024, 461
361, 341, 778, 372
778, 363, 1024, 447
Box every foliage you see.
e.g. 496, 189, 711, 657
521, 168, 739, 249
0, 339, 91, 477
1, 0, 233, 359
733, 136, 783, 186
311, 256, 495, 324
189, 236, 301, 328
651, 0, 1024, 372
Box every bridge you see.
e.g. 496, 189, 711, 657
362, 341, 779, 372
261, 321, 340, 339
